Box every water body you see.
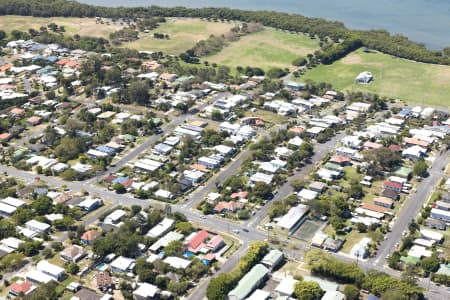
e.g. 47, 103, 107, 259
77, 0, 450, 50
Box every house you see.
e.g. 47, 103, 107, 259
249, 172, 273, 185
104, 209, 126, 225
81, 230, 102, 245
381, 189, 399, 200
153, 143, 173, 155
402, 146, 427, 161
363, 141, 383, 150
78, 198, 102, 212
214, 201, 243, 213
436, 201, 450, 211
27, 116, 42, 126
276, 204, 309, 234
9, 280, 35, 297
133, 283, 158, 300
73, 288, 102, 300
0, 202, 17, 217
430, 208, 450, 222
350, 237, 371, 259
206, 235, 225, 252
60, 245, 85, 263
420, 228, 444, 242
185, 229, 209, 253
149, 231, 184, 253
329, 155, 352, 166
37, 260, 65, 281
228, 264, 269, 300
274, 276, 298, 297
154, 189, 173, 199
322, 291, 345, 300
164, 256, 192, 269
246, 289, 270, 300
323, 238, 344, 252
25, 270, 54, 284
111, 256, 135, 274
146, 218, 174, 238
311, 232, 328, 248
1, 237, 24, 250
355, 71, 373, 84
383, 181, 403, 192
197, 156, 221, 169
298, 189, 319, 202
373, 197, 394, 208
261, 249, 284, 270
408, 245, 432, 258
25, 219, 50, 233
425, 218, 446, 230
96, 271, 112, 290
183, 169, 205, 183
404, 137, 430, 148
0, 132, 12, 142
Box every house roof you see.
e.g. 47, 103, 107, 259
373, 197, 394, 205
214, 201, 242, 212
230, 191, 248, 199
262, 249, 283, 266
9, 281, 33, 294
228, 264, 269, 300
96, 271, 112, 287
404, 137, 429, 148
384, 181, 402, 189
81, 230, 102, 241
61, 245, 84, 259
361, 203, 391, 213
186, 230, 208, 249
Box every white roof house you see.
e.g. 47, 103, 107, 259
420, 229, 444, 241
249, 173, 273, 185
146, 218, 175, 238
26, 270, 54, 284
71, 163, 92, 173
0, 202, 16, 216
408, 245, 432, 258
275, 276, 298, 297
133, 283, 158, 299
25, 219, 51, 233
297, 189, 318, 201
402, 145, 427, 158
246, 289, 270, 300
154, 189, 173, 199
413, 238, 436, 248
276, 204, 309, 233
37, 260, 65, 280
105, 209, 126, 225
1, 197, 26, 208
163, 256, 192, 269
149, 231, 184, 253
1, 237, 24, 249
111, 256, 135, 273
350, 237, 371, 258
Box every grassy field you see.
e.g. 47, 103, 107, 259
207, 28, 320, 70
301, 48, 450, 107
0, 15, 123, 38
123, 18, 234, 54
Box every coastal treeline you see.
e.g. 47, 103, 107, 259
0, 0, 449, 65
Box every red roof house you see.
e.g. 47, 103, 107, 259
9, 281, 35, 297
185, 230, 209, 253
383, 181, 403, 192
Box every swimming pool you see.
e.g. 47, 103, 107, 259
183, 251, 194, 258
96, 263, 108, 271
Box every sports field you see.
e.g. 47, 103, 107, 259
123, 18, 234, 54
207, 28, 320, 70
301, 48, 450, 107
0, 15, 123, 38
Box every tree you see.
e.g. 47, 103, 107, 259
67, 263, 80, 274
175, 222, 195, 235
207, 273, 239, 300
420, 254, 440, 274
413, 160, 428, 177
344, 284, 359, 300
31, 195, 53, 215
252, 182, 272, 200
164, 240, 183, 257
113, 183, 126, 194
135, 258, 156, 283
356, 222, 368, 233
292, 57, 307, 66
167, 281, 189, 295
294, 281, 324, 300
127, 80, 149, 105
211, 110, 224, 121
0, 30, 6, 40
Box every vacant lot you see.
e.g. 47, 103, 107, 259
0, 15, 123, 38
207, 28, 320, 70
124, 18, 234, 54
301, 48, 450, 107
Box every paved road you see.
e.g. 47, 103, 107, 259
372, 150, 450, 268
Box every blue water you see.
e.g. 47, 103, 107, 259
77, 0, 450, 50
96, 263, 108, 271
183, 251, 194, 258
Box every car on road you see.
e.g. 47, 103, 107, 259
200, 215, 207, 219
242, 228, 249, 232
232, 229, 240, 234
